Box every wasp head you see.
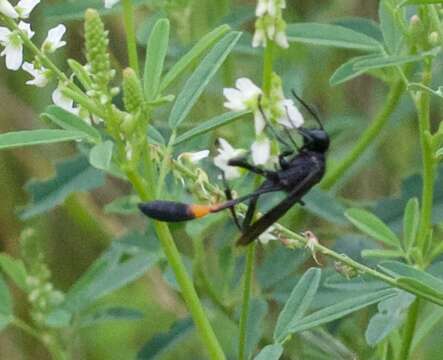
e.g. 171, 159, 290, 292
298, 127, 329, 153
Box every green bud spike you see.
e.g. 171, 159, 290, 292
84, 9, 112, 93
122, 67, 144, 113
67, 59, 93, 90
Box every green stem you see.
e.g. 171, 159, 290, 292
415, 59, 434, 251
262, 40, 274, 95
121, 0, 140, 76
238, 243, 255, 360
156, 131, 177, 196
398, 299, 420, 360
320, 80, 404, 190
126, 168, 225, 360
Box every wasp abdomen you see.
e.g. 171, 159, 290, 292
138, 201, 215, 222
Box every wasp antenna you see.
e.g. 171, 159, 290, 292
258, 95, 296, 149
291, 89, 324, 130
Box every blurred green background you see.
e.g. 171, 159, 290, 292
0, 0, 442, 359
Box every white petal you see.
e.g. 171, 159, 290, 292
188, 150, 210, 163
236, 77, 262, 99
104, 0, 120, 8
275, 31, 289, 49
254, 109, 266, 135
0, 27, 11, 42
223, 87, 246, 111
52, 86, 76, 113
43, 24, 66, 52
22, 62, 48, 87
252, 29, 265, 48
255, 0, 267, 16
18, 21, 34, 39
213, 138, 244, 180
0, 0, 18, 18
15, 0, 39, 18
3, 42, 22, 70
258, 227, 277, 244
251, 137, 270, 165
268, 2, 277, 16
278, 99, 304, 128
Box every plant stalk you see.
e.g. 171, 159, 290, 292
238, 243, 256, 360
121, 0, 140, 76
398, 299, 420, 360
320, 80, 404, 190
415, 59, 434, 250
126, 167, 226, 360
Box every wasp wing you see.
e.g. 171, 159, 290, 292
236, 166, 323, 246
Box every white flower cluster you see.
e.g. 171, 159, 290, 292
104, 0, 119, 9
253, 0, 289, 49
216, 77, 303, 178
0, 1, 84, 116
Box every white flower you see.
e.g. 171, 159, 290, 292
52, 86, 79, 115
0, 21, 33, 70
258, 226, 278, 244
213, 138, 246, 180
104, 0, 119, 8
275, 30, 289, 48
15, 0, 39, 18
223, 77, 262, 111
178, 150, 209, 163
42, 24, 66, 53
252, 26, 266, 48
224, 77, 266, 135
251, 137, 271, 165
278, 99, 304, 129
0, 0, 18, 18
22, 61, 48, 87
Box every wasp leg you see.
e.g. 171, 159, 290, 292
227, 159, 279, 181
221, 172, 243, 231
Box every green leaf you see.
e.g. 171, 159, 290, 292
253, 344, 283, 360
20, 155, 105, 220
403, 198, 419, 251
288, 288, 397, 333
379, 0, 404, 54
334, 17, 383, 42
345, 208, 401, 248
361, 249, 404, 259
79, 307, 144, 327
0, 275, 12, 331
89, 140, 114, 172
168, 31, 242, 129
379, 261, 443, 304
274, 268, 321, 342
353, 53, 427, 71
174, 110, 249, 145
144, 19, 170, 101
104, 195, 140, 215
329, 54, 380, 86
42, 0, 147, 21
0, 129, 87, 150
304, 189, 347, 225
147, 125, 165, 145
137, 318, 193, 359
365, 290, 415, 346
43, 106, 101, 142
286, 23, 382, 51
0, 254, 28, 291
160, 24, 230, 91
61, 244, 160, 313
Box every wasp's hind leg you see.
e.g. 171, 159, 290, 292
221, 172, 243, 231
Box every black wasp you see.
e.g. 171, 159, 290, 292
139, 91, 329, 245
